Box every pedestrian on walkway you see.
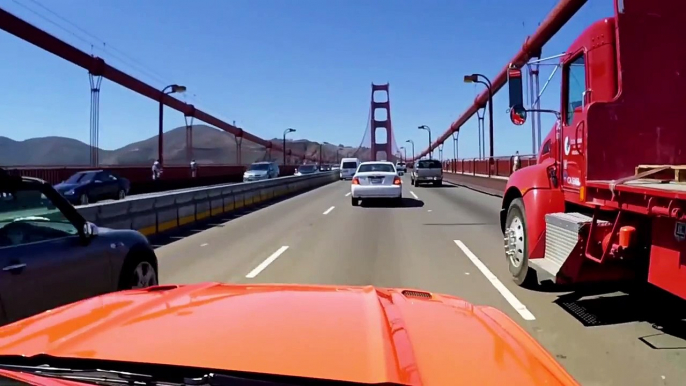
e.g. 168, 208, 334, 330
512, 151, 521, 173
152, 160, 162, 180
190, 159, 198, 178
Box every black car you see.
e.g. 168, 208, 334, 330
0, 169, 158, 325
54, 170, 130, 206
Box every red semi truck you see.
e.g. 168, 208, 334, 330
501, 0, 686, 300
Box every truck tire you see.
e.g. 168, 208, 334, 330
504, 198, 536, 287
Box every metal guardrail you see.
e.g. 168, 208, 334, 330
404, 155, 539, 197
75, 171, 339, 237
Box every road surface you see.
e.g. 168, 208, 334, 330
154, 177, 686, 386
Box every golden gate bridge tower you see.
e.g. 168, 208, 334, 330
370, 83, 397, 162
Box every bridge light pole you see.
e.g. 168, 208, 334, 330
464, 74, 494, 162
405, 139, 415, 161
283, 128, 296, 165
418, 125, 432, 159
452, 131, 459, 172
158, 84, 186, 168
400, 146, 407, 162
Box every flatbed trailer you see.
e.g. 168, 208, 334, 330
499, 0, 686, 300
583, 173, 686, 299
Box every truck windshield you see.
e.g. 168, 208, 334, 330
417, 160, 441, 168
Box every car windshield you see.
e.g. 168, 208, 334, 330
417, 160, 441, 168
64, 171, 96, 184
0, 187, 78, 246
357, 163, 395, 173
249, 164, 270, 171
298, 165, 316, 172
1, 4, 634, 384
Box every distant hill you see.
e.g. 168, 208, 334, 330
0, 125, 370, 166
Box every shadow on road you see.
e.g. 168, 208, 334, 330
552, 285, 686, 349
359, 198, 424, 208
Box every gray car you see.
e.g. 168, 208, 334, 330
243, 161, 279, 182
294, 164, 319, 176
0, 170, 159, 325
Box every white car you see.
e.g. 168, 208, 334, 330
350, 161, 402, 206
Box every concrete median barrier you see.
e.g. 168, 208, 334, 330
76, 172, 339, 237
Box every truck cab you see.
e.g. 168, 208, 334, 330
500, 0, 686, 300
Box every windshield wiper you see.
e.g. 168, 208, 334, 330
0, 363, 290, 386
185, 373, 279, 385
0, 363, 161, 385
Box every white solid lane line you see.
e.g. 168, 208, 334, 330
453, 240, 536, 321
246, 246, 290, 278
410, 191, 419, 199
323, 206, 335, 215
345, 192, 351, 197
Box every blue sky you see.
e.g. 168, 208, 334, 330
0, 0, 613, 159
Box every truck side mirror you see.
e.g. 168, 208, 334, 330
507, 66, 527, 125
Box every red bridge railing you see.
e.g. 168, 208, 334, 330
441, 154, 538, 178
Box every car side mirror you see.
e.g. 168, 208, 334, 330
82, 222, 99, 238
398, 171, 404, 176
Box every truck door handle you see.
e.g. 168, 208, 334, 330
3, 263, 27, 272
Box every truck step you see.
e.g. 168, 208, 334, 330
530, 212, 611, 282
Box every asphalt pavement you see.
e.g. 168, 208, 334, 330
154, 176, 686, 386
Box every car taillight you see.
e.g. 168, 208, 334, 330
393, 176, 401, 185
352, 177, 360, 185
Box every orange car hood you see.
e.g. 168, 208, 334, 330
0, 283, 577, 386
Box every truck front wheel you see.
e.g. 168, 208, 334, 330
504, 198, 536, 287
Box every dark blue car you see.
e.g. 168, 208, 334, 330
0, 169, 158, 325
54, 170, 130, 206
